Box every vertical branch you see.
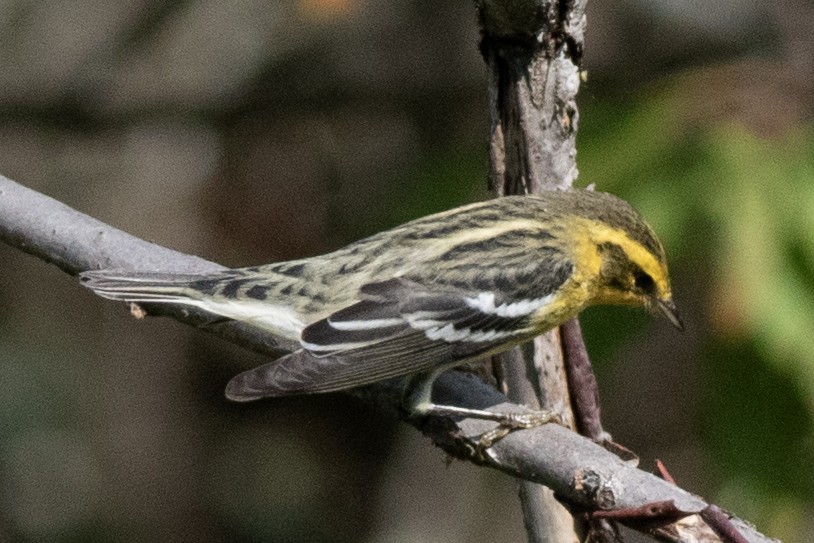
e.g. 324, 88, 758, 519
477, 0, 588, 541
483, 0, 585, 192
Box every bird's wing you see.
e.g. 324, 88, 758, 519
225, 275, 566, 400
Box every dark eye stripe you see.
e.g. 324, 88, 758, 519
633, 270, 655, 293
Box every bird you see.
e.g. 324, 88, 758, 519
81, 189, 682, 424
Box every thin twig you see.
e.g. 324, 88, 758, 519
700, 506, 751, 543
561, 318, 608, 441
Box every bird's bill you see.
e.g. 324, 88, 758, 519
657, 297, 684, 331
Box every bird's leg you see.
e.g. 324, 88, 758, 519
402, 371, 561, 447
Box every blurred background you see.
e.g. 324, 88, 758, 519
0, 0, 812, 541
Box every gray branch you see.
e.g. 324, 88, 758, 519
0, 175, 776, 543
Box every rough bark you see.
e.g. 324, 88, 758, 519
478, 0, 588, 540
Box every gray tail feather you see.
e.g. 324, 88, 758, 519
79, 270, 214, 303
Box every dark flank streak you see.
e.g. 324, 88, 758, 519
189, 278, 224, 294
221, 278, 252, 299
246, 284, 270, 300
278, 263, 305, 277
280, 284, 293, 296
367, 245, 386, 258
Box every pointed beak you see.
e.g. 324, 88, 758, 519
657, 298, 684, 331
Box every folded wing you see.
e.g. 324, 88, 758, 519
225, 277, 558, 400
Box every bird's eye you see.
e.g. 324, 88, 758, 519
634, 271, 655, 293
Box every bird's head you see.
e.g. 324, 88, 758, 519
561, 190, 683, 330
591, 238, 683, 330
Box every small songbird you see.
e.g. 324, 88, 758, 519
81, 189, 682, 424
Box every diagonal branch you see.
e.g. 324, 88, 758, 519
0, 174, 774, 543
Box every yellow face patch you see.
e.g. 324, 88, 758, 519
570, 217, 672, 302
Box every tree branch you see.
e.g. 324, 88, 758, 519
0, 175, 775, 543
479, 0, 588, 539
0, 176, 296, 357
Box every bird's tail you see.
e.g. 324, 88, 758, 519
80, 270, 307, 340
79, 270, 222, 304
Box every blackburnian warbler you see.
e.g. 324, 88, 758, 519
81, 189, 681, 423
